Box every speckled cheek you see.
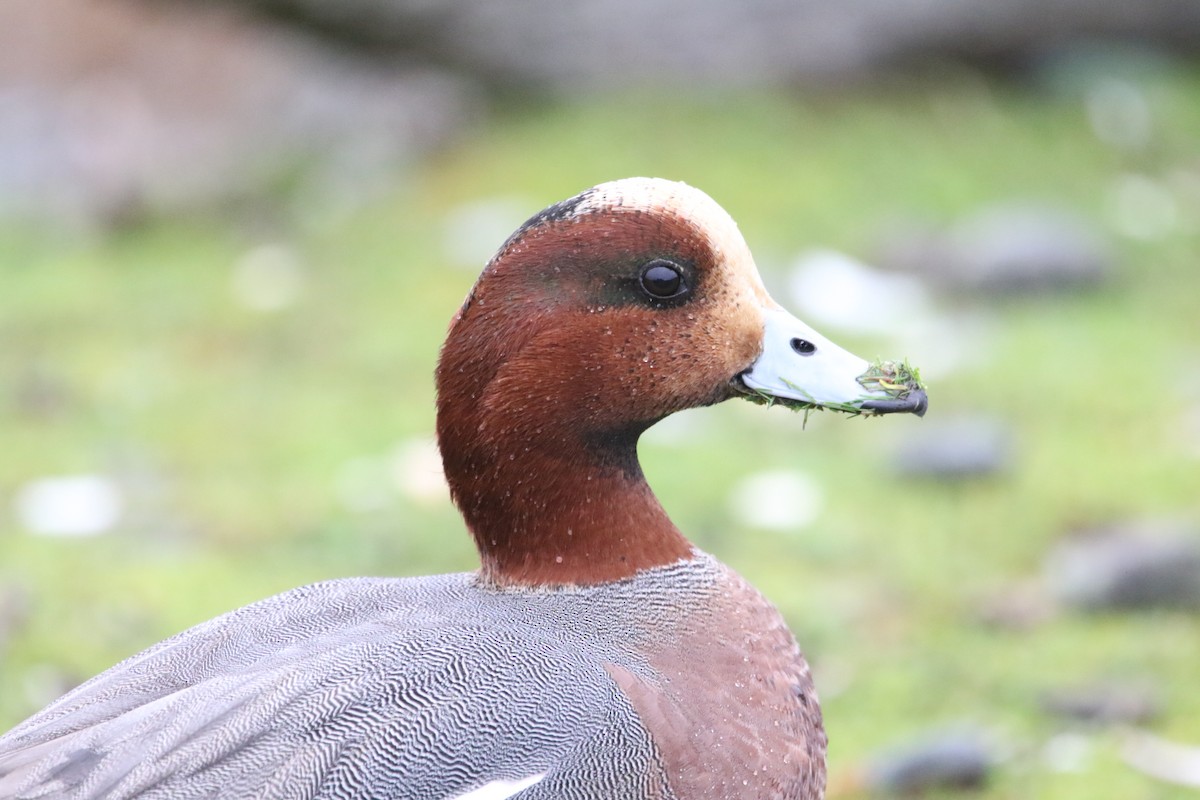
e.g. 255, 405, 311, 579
599, 251, 771, 413
594, 290, 761, 414
691, 256, 770, 378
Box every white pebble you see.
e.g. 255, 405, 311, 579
15, 475, 123, 537
789, 249, 931, 335
728, 470, 822, 531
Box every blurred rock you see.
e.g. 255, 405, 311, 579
951, 205, 1114, 294
862, 728, 994, 794
1045, 520, 1200, 611
0, 0, 477, 227
194, 0, 1200, 92
878, 204, 1112, 296
1039, 681, 1162, 725
891, 415, 1013, 479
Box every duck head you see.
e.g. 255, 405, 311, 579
437, 178, 926, 586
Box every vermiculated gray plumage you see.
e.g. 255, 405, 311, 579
0, 553, 824, 799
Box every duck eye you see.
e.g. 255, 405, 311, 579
640, 260, 685, 299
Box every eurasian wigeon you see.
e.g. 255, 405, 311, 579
0, 178, 926, 799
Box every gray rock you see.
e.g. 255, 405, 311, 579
864, 729, 994, 794
891, 415, 1013, 479
1045, 520, 1200, 611
950, 205, 1113, 294
1039, 682, 1161, 725
189, 0, 1200, 91
0, 0, 478, 226
878, 204, 1113, 297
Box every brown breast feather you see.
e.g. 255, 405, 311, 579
606, 565, 827, 799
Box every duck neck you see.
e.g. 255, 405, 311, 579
438, 418, 694, 587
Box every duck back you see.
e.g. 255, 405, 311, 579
0, 553, 823, 799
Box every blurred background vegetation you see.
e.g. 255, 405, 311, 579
2, 0, 1199, 797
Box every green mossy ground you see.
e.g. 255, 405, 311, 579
2, 68, 1199, 798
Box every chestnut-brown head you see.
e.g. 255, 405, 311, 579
436, 179, 925, 585
440, 180, 772, 443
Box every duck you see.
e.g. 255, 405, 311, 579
0, 178, 926, 800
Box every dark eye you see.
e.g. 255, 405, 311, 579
640, 260, 685, 299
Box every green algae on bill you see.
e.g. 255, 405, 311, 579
859, 358, 925, 401
740, 356, 927, 421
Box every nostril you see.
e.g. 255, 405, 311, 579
790, 338, 816, 356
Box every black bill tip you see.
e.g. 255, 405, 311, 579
860, 388, 928, 418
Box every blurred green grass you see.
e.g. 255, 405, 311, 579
2, 69, 1199, 798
